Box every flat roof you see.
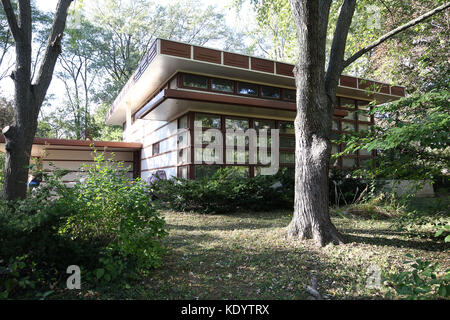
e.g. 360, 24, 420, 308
106, 38, 406, 125
0, 137, 142, 155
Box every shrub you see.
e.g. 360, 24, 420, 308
0, 151, 167, 298
387, 254, 450, 300
150, 167, 294, 214
60, 151, 167, 270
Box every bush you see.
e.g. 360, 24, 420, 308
0, 151, 167, 298
150, 167, 294, 214
387, 254, 450, 300
60, 151, 167, 270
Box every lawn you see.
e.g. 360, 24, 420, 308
69, 198, 448, 300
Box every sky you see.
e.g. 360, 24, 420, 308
0, 0, 255, 109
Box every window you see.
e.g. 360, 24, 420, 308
254, 119, 275, 130
342, 157, 356, 168
152, 142, 160, 156
211, 78, 234, 93
340, 98, 356, 109
178, 114, 188, 129
279, 122, 295, 134
280, 152, 295, 163
195, 113, 221, 129
178, 148, 189, 164
179, 166, 188, 179
283, 89, 296, 101
261, 86, 280, 99
237, 82, 258, 96
225, 117, 249, 130
195, 165, 221, 179
342, 121, 355, 132
178, 131, 188, 147
280, 136, 295, 149
183, 74, 208, 89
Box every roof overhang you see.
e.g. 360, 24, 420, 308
106, 38, 406, 125
0, 137, 142, 157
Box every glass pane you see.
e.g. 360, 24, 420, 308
226, 149, 249, 164
211, 78, 234, 93
280, 136, 295, 149
331, 144, 339, 154
178, 115, 188, 129
261, 86, 280, 99
357, 109, 371, 121
342, 157, 356, 168
254, 119, 275, 130
195, 165, 221, 179
225, 118, 249, 130
183, 74, 208, 89
237, 82, 258, 96
358, 123, 370, 131
279, 122, 295, 134
195, 113, 221, 128
179, 166, 188, 179
341, 98, 356, 109
178, 148, 189, 163
344, 111, 355, 120
258, 151, 272, 164
332, 120, 339, 130
178, 131, 188, 147
280, 152, 295, 163
359, 149, 372, 156
358, 100, 370, 110
283, 89, 296, 101
342, 122, 355, 132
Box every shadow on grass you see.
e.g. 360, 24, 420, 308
341, 229, 446, 252
166, 222, 278, 232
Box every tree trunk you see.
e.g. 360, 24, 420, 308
1, 0, 73, 200
287, 0, 345, 246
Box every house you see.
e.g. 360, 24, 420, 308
0, 38, 406, 183
104, 38, 405, 181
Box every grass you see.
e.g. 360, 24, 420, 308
60, 197, 449, 300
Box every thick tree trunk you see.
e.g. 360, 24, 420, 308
3, 124, 36, 200
287, 0, 345, 246
1, 0, 72, 200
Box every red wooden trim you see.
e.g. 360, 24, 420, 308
251, 57, 274, 73
223, 52, 249, 69
160, 39, 191, 59
276, 62, 294, 77
193, 46, 221, 64
0, 136, 142, 149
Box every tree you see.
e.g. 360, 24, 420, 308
1, 0, 73, 200
285, 0, 449, 246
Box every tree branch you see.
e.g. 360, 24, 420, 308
0, 0, 21, 41
32, 0, 73, 109
343, 2, 450, 69
325, 0, 356, 95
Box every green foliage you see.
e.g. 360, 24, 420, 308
0, 151, 167, 298
387, 254, 449, 300
391, 197, 450, 241
150, 167, 294, 214
339, 90, 450, 182
151, 167, 374, 213
60, 151, 167, 270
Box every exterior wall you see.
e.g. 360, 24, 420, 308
124, 117, 180, 182
33, 148, 135, 187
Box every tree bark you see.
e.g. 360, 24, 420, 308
287, 0, 345, 246
1, 0, 72, 200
